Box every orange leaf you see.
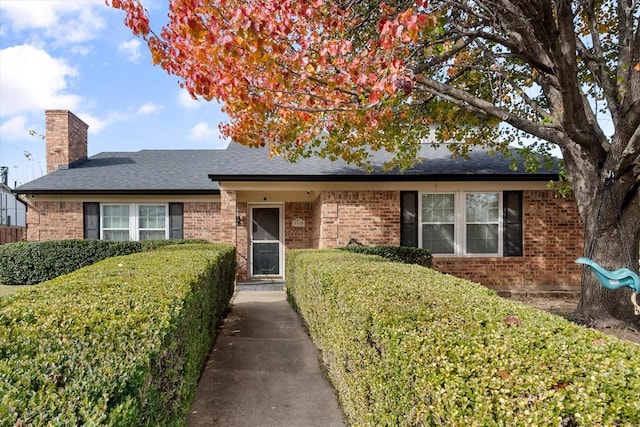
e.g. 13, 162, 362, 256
552, 381, 570, 390
497, 369, 511, 379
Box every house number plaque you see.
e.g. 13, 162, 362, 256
292, 217, 305, 227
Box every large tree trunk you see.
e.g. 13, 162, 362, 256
571, 175, 640, 328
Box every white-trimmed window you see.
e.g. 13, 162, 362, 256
421, 193, 456, 254
420, 192, 502, 256
101, 204, 168, 241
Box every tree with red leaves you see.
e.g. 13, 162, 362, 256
109, 0, 639, 327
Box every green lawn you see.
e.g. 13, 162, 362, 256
0, 284, 32, 296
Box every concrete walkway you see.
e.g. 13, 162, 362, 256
187, 291, 346, 426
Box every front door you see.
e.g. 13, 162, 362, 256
250, 206, 282, 277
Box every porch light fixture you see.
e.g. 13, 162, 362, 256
236, 208, 246, 226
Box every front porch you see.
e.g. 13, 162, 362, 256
236, 278, 287, 292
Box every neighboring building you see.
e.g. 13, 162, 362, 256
0, 168, 26, 228
15, 110, 584, 292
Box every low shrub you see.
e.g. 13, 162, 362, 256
287, 249, 640, 426
0, 239, 210, 286
139, 239, 209, 251
339, 245, 432, 268
0, 244, 236, 426
0, 240, 142, 285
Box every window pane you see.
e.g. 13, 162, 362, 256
103, 230, 130, 241
422, 194, 455, 222
253, 208, 279, 241
140, 230, 167, 240
139, 205, 166, 229
253, 242, 280, 275
467, 224, 499, 254
103, 205, 129, 228
466, 193, 499, 223
422, 224, 455, 254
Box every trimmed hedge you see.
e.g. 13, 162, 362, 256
0, 239, 209, 285
339, 245, 432, 267
0, 243, 236, 426
286, 250, 640, 426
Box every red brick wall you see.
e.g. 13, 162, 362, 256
310, 195, 322, 248
26, 201, 84, 241
22, 189, 583, 291
432, 190, 583, 292
45, 110, 88, 174
183, 201, 222, 242
316, 190, 401, 248
284, 202, 314, 250
236, 202, 249, 279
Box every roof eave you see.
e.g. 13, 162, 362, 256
13, 189, 221, 196
208, 173, 559, 182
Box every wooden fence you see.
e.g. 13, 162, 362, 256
0, 226, 25, 245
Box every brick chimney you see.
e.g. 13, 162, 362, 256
45, 110, 89, 173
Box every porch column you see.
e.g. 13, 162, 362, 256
220, 190, 237, 247
318, 193, 338, 249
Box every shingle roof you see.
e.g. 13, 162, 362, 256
207, 142, 559, 182
15, 150, 222, 194
14, 143, 558, 194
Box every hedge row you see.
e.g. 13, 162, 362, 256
0, 243, 236, 426
286, 250, 640, 426
0, 239, 208, 285
339, 245, 432, 268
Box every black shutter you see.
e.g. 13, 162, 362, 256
83, 202, 100, 239
169, 203, 184, 239
503, 191, 523, 256
400, 191, 418, 247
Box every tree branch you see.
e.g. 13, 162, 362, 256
413, 74, 566, 143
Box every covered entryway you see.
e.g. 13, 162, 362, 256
249, 204, 283, 278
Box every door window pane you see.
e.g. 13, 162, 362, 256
253, 242, 280, 275
253, 208, 279, 240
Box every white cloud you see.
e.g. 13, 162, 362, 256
177, 89, 203, 109
138, 102, 162, 115
78, 110, 127, 135
0, 0, 106, 45
189, 122, 219, 141
0, 115, 29, 140
118, 39, 142, 62
0, 45, 82, 117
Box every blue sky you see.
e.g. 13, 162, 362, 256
0, 0, 229, 186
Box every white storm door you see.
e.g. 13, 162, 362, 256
250, 206, 283, 277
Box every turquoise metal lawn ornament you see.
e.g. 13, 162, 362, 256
576, 171, 640, 315
576, 257, 640, 293
576, 257, 640, 315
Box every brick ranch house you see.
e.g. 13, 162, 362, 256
15, 110, 584, 293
